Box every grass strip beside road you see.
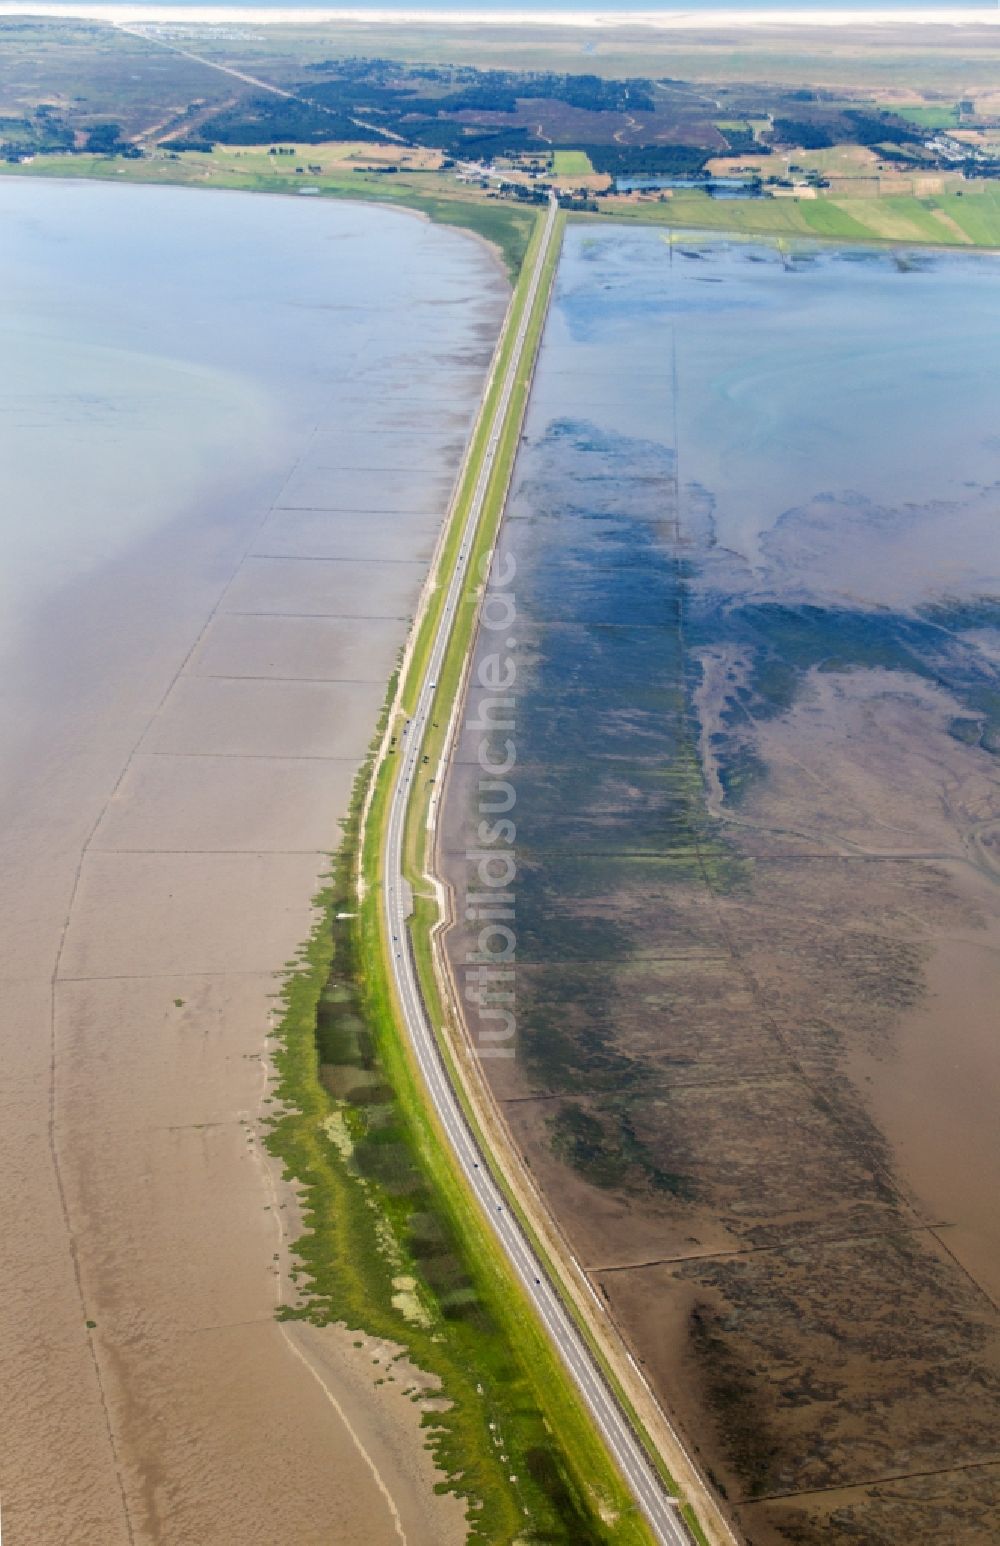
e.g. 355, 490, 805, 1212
375, 202, 663, 1536
397, 206, 553, 735
267, 207, 658, 1543
392, 201, 735, 1546
359, 203, 662, 1540
388, 195, 724, 1539
368, 201, 683, 1540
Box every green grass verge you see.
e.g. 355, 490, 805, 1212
398, 208, 554, 737
394, 210, 714, 1532
683, 1502, 713, 1546
264, 211, 659, 1544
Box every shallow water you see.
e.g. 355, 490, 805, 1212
0, 179, 497, 774
443, 224, 1000, 1543
0, 177, 504, 1546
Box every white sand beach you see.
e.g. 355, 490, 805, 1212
2, 3, 998, 27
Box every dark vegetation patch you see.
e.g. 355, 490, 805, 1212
457, 417, 740, 1130
83, 120, 140, 157
742, 1464, 1000, 1544
583, 144, 712, 177
690, 596, 1000, 800
716, 740, 766, 807
688, 1302, 782, 1499
157, 56, 944, 168
846, 109, 924, 147
199, 94, 379, 146
676, 1231, 1000, 1501
770, 111, 922, 151
772, 118, 837, 151
9, 29, 996, 187
292, 62, 674, 156
549, 1098, 690, 1195
0, 106, 73, 158
716, 124, 764, 157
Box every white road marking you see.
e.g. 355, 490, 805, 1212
381, 195, 691, 1546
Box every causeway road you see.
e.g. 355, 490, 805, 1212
381, 194, 693, 1546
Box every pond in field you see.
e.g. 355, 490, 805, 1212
443, 224, 1000, 1545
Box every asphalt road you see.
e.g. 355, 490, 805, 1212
381, 195, 692, 1546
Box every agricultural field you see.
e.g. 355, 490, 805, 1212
707, 143, 881, 181
551, 149, 595, 176
710, 145, 980, 204
894, 102, 962, 129
594, 181, 1000, 249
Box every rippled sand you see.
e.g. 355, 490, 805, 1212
0, 180, 506, 1544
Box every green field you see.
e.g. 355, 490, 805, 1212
593, 182, 1000, 249
895, 103, 961, 129
552, 149, 595, 176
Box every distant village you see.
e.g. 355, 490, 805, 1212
448, 129, 1000, 214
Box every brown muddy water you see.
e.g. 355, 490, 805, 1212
441, 226, 1000, 1545
0, 178, 507, 1545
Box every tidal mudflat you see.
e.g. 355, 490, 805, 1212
0, 178, 506, 1544
442, 225, 1000, 1544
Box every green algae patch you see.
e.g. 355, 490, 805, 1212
264, 734, 655, 1544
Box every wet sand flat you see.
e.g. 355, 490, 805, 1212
442, 227, 1000, 1544
0, 179, 506, 1544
